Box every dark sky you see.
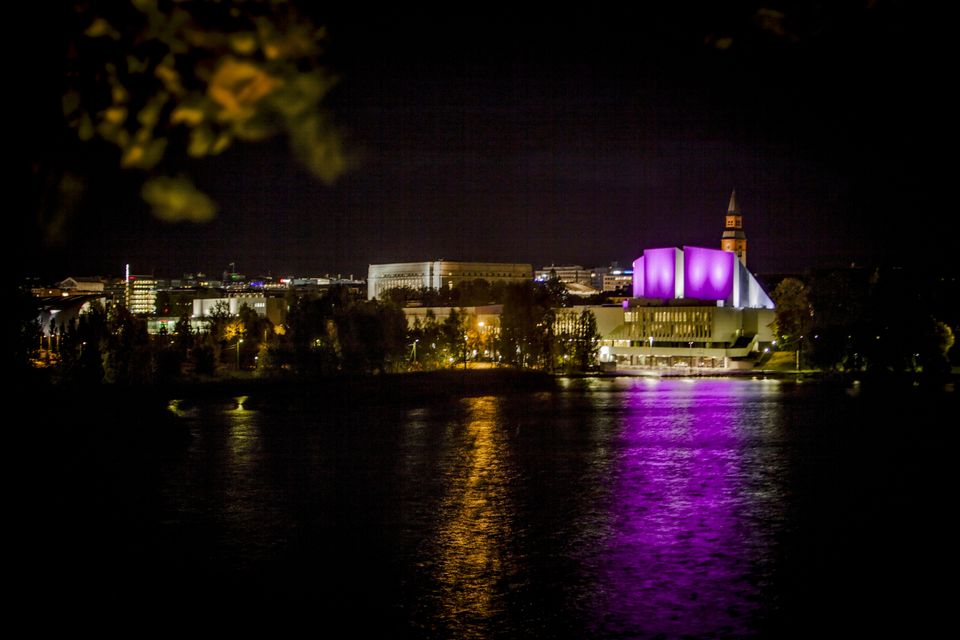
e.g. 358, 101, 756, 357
27, 5, 955, 281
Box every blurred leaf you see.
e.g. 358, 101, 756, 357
255, 17, 322, 60
155, 59, 185, 96
270, 71, 336, 119
208, 57, 282, 121
97, 118, 129, 147
77, 113, 94, 141
122, 145, 144, 168
211, 133, 232, 155
171, 104, 206, 127
141, 137, 167, 168
754, 9, 797, 42
232, 110, 281, 141
121, 137, 166, 169
141, 176, 218, 223
62, 91, 80, 117
85, 17, 119, 39
111, 82, 129, 104
188, 125, 214, 157
43, 173, 87, 247
133, 127, 152, 144
137, 93, 169, 128
229, 31, 258, 55
131, 0, 158, 14
62, 0, 350, 222
104, 106, 127, 124
184, 26, 228, 50
126, 55, 149, 74
289, 113, 349, 184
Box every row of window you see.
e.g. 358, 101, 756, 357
377, 272, 528, 280
624, 308, 713, 339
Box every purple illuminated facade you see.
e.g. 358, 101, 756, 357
642, 247, 681, 299
631, 256, 644, 297
628, 245, 771, 308
683, 246, 734, 300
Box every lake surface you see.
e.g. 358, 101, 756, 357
38, 377, 954, 636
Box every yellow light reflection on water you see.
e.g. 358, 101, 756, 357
226, 397, 259, 470
433, 396, 512, 633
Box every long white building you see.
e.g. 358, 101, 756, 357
367, 261, 532, 300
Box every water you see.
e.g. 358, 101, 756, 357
37, 378, 954, 635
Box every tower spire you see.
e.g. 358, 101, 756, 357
727, 189, 738, 214
721, 191, 747, 266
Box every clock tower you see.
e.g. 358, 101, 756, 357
720, 190, 747, 266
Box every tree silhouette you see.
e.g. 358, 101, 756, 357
771, 277, 810, 352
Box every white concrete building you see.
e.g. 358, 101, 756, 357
368, 261, 532, 300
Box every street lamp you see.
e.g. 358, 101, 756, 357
477, 321, 485, 359
236, 338, 244, 370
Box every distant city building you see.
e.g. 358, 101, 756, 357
281, 275, 366, 297
192, 294, 287, 326
564, 282, 600, 298
601, 268, 633, 293
589, 267, 609, 292
126, 274, 157, 315
402, 305, 503, 330
222, 262, 246, 287
535, 265, 593, 286
147, 317, 207, 335
58, 277, 105, 293
368, 261, 532, 300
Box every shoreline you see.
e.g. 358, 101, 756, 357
24, 365, 955, 405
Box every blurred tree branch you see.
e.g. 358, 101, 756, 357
55, 0, 348, 225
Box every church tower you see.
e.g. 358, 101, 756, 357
720, 190, 747, 266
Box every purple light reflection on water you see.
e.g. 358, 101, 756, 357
588, 378, 786, 638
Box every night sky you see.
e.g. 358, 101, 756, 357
27, 5, 954, 281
